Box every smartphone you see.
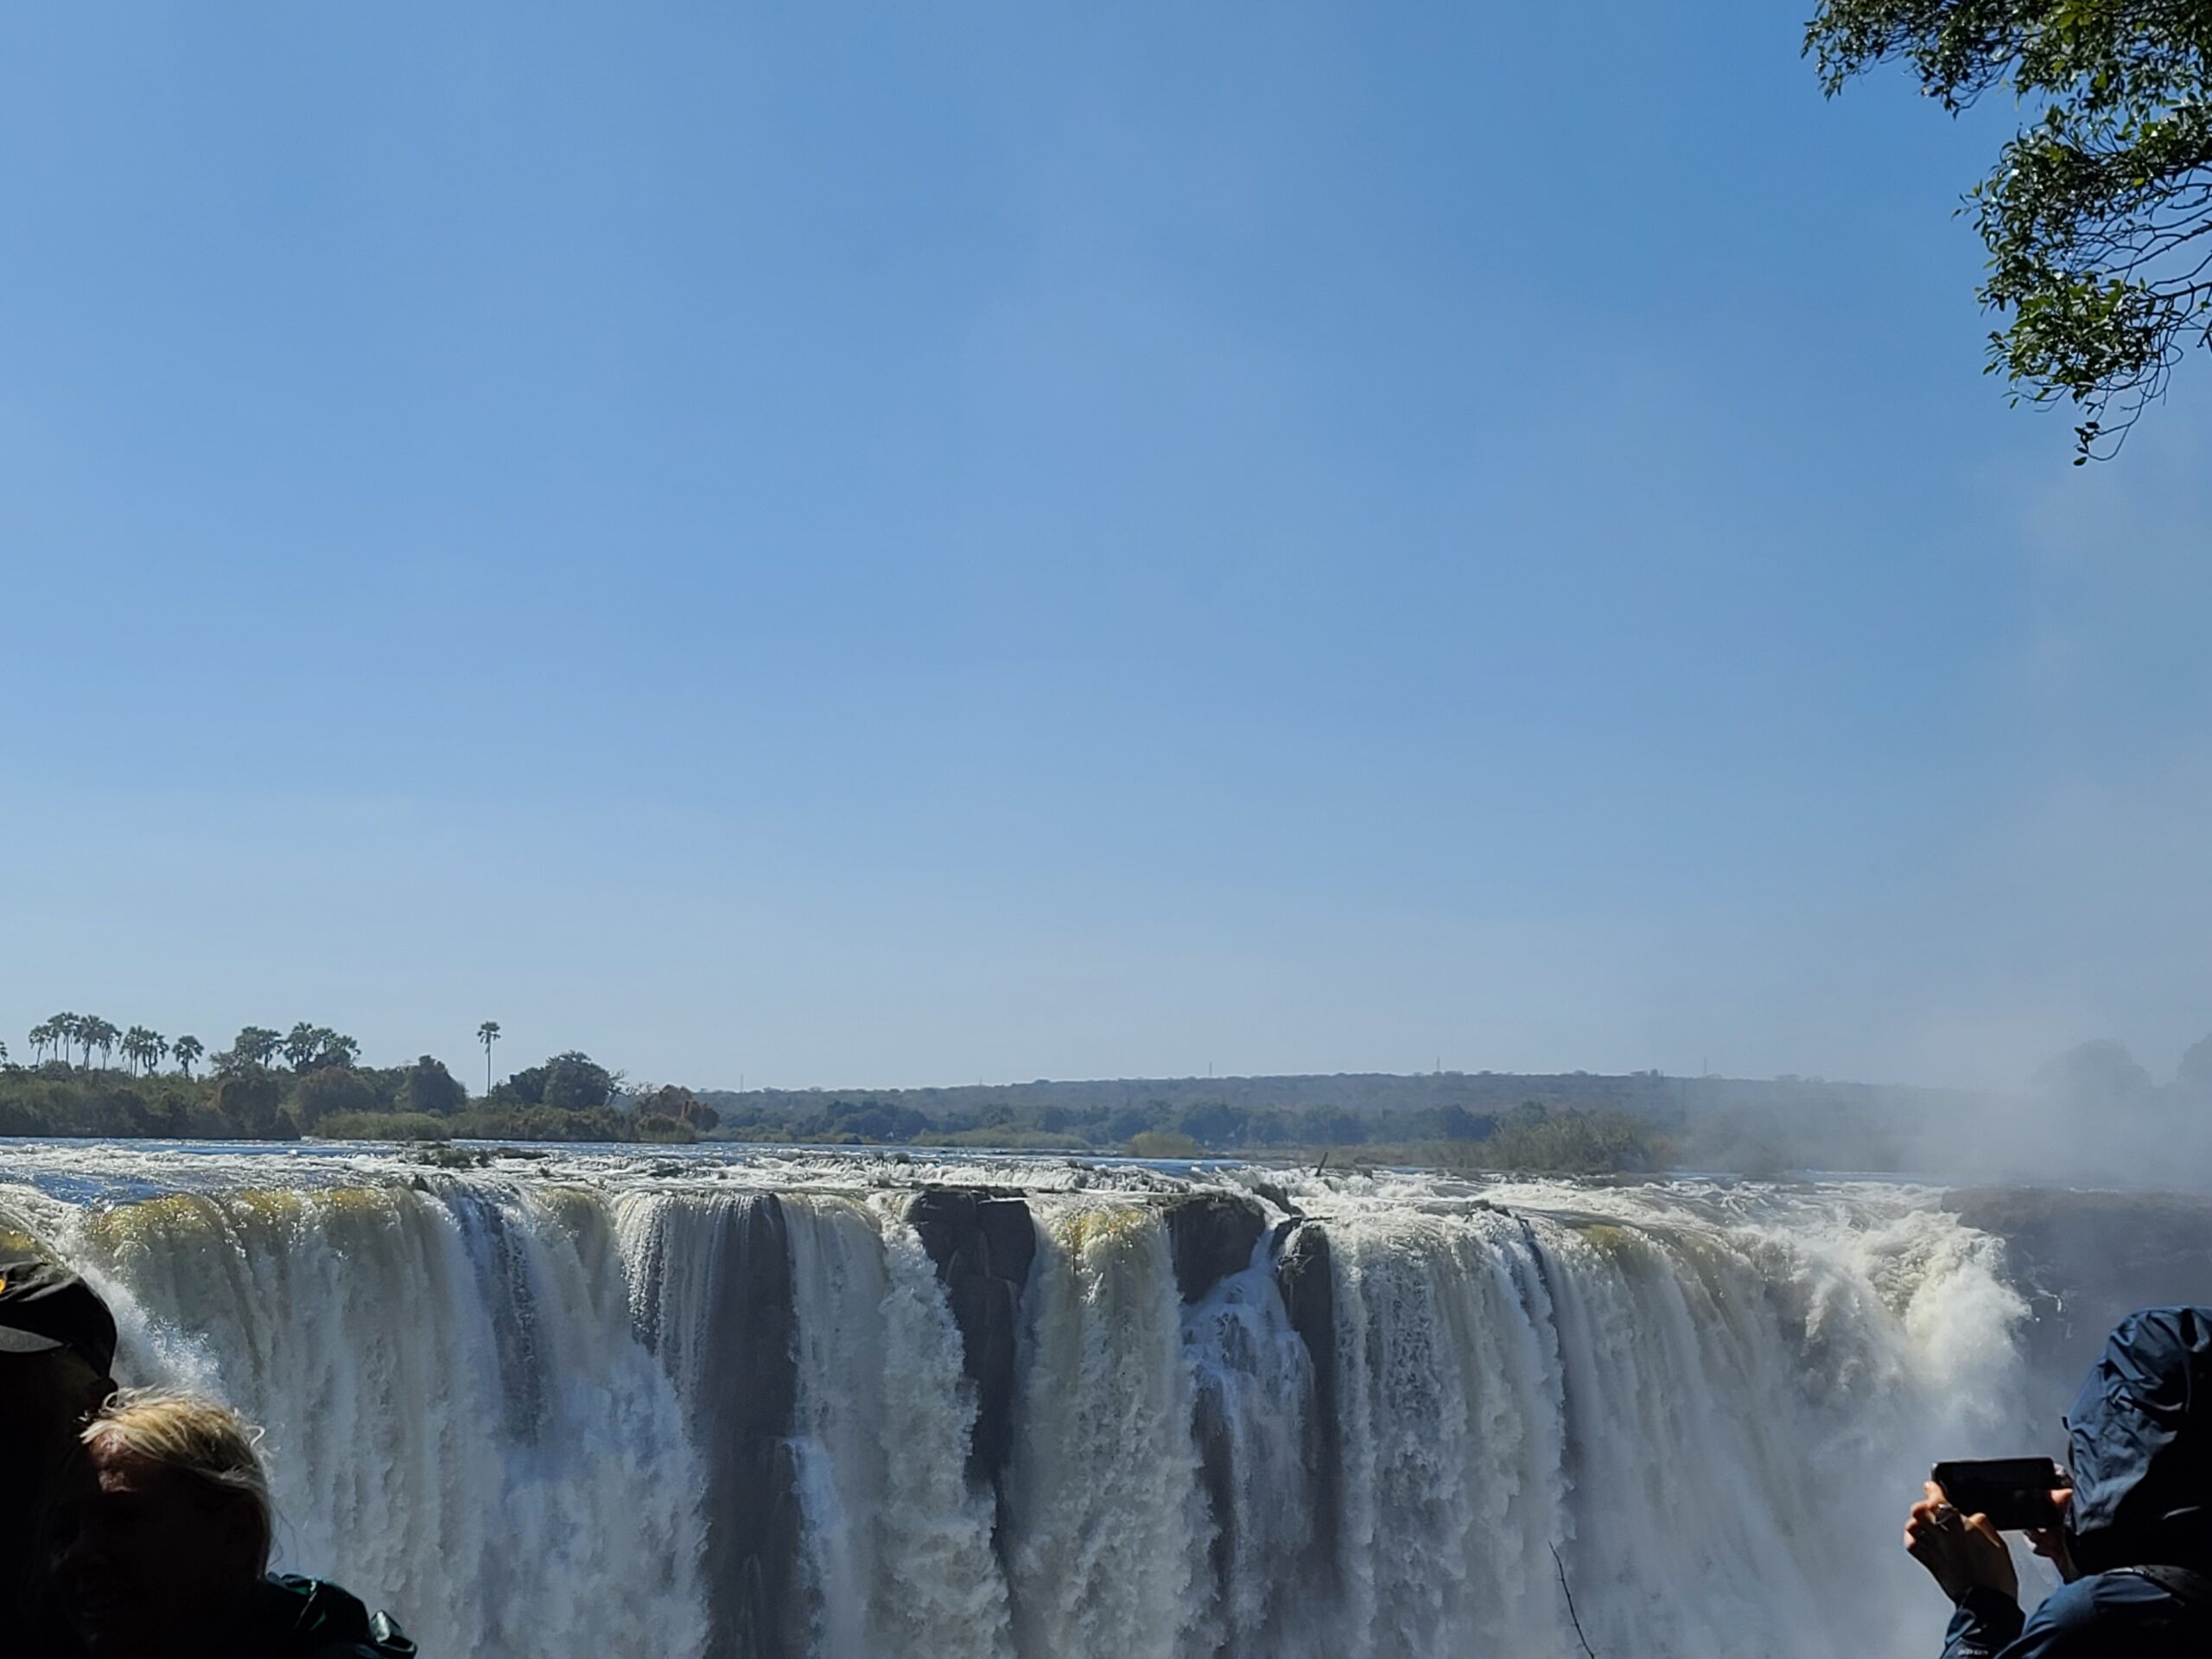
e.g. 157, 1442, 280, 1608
1931, 1459, 2066, 1531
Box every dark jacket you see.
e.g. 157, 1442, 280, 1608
231, 1576, 416, 1659
1942, 1306, 2212, 1657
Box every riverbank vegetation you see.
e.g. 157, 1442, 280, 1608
0, 1014, 718, 1145
26, 1007, 2107, 1176
0, 1014, 1671, 1169
0, 1044, 1663, 1159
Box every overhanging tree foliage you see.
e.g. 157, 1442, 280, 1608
1808, 1, 2212, 458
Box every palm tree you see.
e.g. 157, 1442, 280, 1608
228, 1027, 280, 1070
84, 1017, 119, 1071
49, 1014, 81, 1068
478, 1021, 501, 1095
321, 1033, 361, 1069
283, 1022, 321, 1071
71, 1014, 96, 1066
28, 1021, 51, 1064
173, 1035, 204, 1078
121, 1027, 165, 1076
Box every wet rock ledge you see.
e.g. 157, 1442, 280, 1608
906, 1188, 1037, 1490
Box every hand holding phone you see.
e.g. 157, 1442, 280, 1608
1930, 1459, 2068, 1532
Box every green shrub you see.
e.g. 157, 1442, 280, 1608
316, 1111, 454, 1142
1128, 1128, 1203, 1159
1433, 1107, 1662, 1175
938, 1126, 1090, 1151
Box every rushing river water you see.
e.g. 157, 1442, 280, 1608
0, 1144, 2059, 1659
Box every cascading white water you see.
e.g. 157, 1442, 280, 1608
0, 1147, 2033, 1659
48, 1181, 709, 1657
1002, 1203, 1208, 1659
1179, 1234, 1318, 1658
783, 1195, 1011, 1659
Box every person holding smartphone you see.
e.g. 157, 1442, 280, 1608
1904, 1306, 2212, 1656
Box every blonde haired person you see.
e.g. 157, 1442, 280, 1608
62, 1390, 414, 1659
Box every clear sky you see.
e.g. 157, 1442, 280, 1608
4, 3, 2209, 1095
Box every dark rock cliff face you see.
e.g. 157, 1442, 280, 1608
1275, 1220, 1341, 1580
907, 1189, 1038, 1497
1163, 1192, 1268, 1302
1945, 1186, 2212, 1399
636, 1193, 802, 1659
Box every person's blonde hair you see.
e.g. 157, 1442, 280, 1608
81, 1389, 274, 1574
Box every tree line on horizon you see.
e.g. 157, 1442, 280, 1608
695, 1088, 1670, 1173
0, 1008, 1964, 1173
15, 1006, 2195, 1175
0, 1011, 1657, 1168
0, 1013, 721, 1145
17, 1014, 364, 1079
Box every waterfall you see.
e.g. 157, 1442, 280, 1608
61, 1181, 708, 1657
1180, 1230, 1319, 1657
0, 1148, 2032, 1659
782, 1194, 1010, 1659
1002, 1203, 1207, 1658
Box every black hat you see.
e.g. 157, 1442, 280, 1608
0, 1255, 118, 1376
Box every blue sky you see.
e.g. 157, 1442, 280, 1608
4, 3, 2209, 1093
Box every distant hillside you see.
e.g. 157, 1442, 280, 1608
690, 1068, 1986, 1173
702, 1067, 1972, 1123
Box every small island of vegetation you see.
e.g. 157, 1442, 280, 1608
0, 1014, 715, 1146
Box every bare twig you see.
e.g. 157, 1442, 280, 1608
1551, 1542, 1597, 1659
